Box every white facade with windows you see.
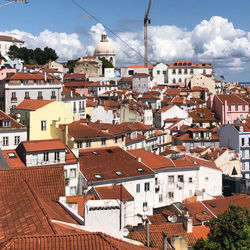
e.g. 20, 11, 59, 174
152, 63, 168, 85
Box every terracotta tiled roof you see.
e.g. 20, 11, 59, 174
0, 35, 24, 43
0, 232, 153, 250
139, 94, 159, 100
64, 73, 86, 79
20, 139, 67, 152
128, 65, 153, 69
86, 99, 97, 107
68, 120, 111, 139
79, 147, 155, 182
66, 194, 96, 217
95, 184, 134, 202
0, 110, 25, 128
1, 150, 26, 168
43, 68, 62, 73
128, 149, 175, 169
165, 89, 180, 96
0, 166, 65, 200
192, 225, 210, 241
156, 104, 174, 114
0, 180, 78, 242
5, 72, 53, 81
189, 107, 217, 122
118, 77, 132, 82
126, 134, 145, 144
216, 94, 248, 105
129, 223, 197, 248
16, 99, 54, 110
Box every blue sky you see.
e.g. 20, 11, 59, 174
1, 0, 250, 81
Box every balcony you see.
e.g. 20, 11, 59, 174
51, 95, 56, 100
11, 97, 17, 103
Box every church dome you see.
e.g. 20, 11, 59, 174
94, 32, 115, 56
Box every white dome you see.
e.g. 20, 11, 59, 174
93, 32, 115, 56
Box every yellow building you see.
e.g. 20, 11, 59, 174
15, 99, 76, 140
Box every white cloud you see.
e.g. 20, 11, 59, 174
1, 15, 250, 79
0, 29, 85, 61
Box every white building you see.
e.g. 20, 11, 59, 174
168, 60, 214, 85
91, 105, 119, 124
132, 73, 153, 94
154, 104, 190, 128
0, 35, 24, 60
152, 62, 168, 85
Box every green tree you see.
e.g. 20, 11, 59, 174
44, 46, 58, 63
8, 45, 20, 60
194, 205, 250, 250
0, 52, 7, 62
99, 57, 114, 75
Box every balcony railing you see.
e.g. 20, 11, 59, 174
11, 97, 17, 103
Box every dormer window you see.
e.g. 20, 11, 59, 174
54, 152, 60, 163
2, 120, 10, 127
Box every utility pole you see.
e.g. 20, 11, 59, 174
144, 0, 152, 66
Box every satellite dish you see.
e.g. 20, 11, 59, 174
172, 215, 177, 222
16, 113, 21, 118
168, 216, 173, 222
122, 228, 129, 237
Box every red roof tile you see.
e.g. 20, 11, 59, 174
79, 147, 155, 182
16, 99, 54, 111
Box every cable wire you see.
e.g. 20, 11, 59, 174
71, 0, 151, 65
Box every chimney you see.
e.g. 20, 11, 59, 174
44, 72, 47, 82
183, 216, 193, 233
137, 157, 141, 162
162, 232, 168, 250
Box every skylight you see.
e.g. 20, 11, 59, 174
95, 174, 103, 179
210, 203, 216, 208
115, 171, 123, 176
8, 153, 16, 158
106, 149, 114, 153
202, 210, 208, 215
137, 168, 145, 173
92, 151, 99, 155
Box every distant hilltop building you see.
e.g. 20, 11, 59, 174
93, 31, 116, 67
0, 35, 24, 60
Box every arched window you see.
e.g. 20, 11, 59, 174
179, 78, 182, 82
173, 78, 176, 83
110, 57, 113, 63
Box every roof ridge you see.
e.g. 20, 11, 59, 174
24, 180, 58, 235
96, 232, 120, 250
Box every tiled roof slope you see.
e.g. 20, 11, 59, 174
0, 110, 25, 128
1, 232, 154, 250
79, 147, 155, 182
95, 185, 134, 202
0, 180, 77, 242
16, 99, 54, 111
0, 166, 65, 200
128, 149, 175, 169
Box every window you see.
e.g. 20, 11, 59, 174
137, 168, 145, 173
2, 120, 10, 127
159, 194, 163, 203
143, 202, 148, 210
3, 136, 8, 146
41, 120, 46, 131
38, 91, 42, 97
157, 70, 160, 75
70, 168, 76, 178
242, 150, 245, 158
70, 186, 76, 195
25, 91, 29, 99
168, 175, 174, 183
203, 69, 206, 74
86, 140, 91, 148
190, 69, 194, 74
128, 70, 134, 75
54, 152, 60, 162
189, 177, 193, 183
11, 92, 16, 98
144, 182, 150, 192
178, 69, 182, 74
168, 192, 174, 198
242, 105, 245, 111
205, 177, 209, 181
43, 152, 49, 162
73, 102, 76, 113
228, 105, 231, 111
136, 183, 140, 193
242, 138, 245, 146
77, 142, 82, 148
172, 69, 176, 74
8, 152, 16, 158
52, 91, 56, 97
235, 105, 238, 111
178, 175, 184, 182
184, 69, 188, 74
242, 162, 245, 171
115, 136, 118, 143
163, 70, 166, 75
178, 78, 182, 82
115, 171, 123, 176
64, 170, 67, 178
95, 174, 103, 179
101, 138, 106, 146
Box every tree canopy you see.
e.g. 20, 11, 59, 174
99, 57, 114, 75
8, 45, 58, 65
194, 204, 250, 250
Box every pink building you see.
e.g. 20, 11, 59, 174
207, 94, 249, 124
0, 67, 16, 80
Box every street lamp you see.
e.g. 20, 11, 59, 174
0, 0, 28, 8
